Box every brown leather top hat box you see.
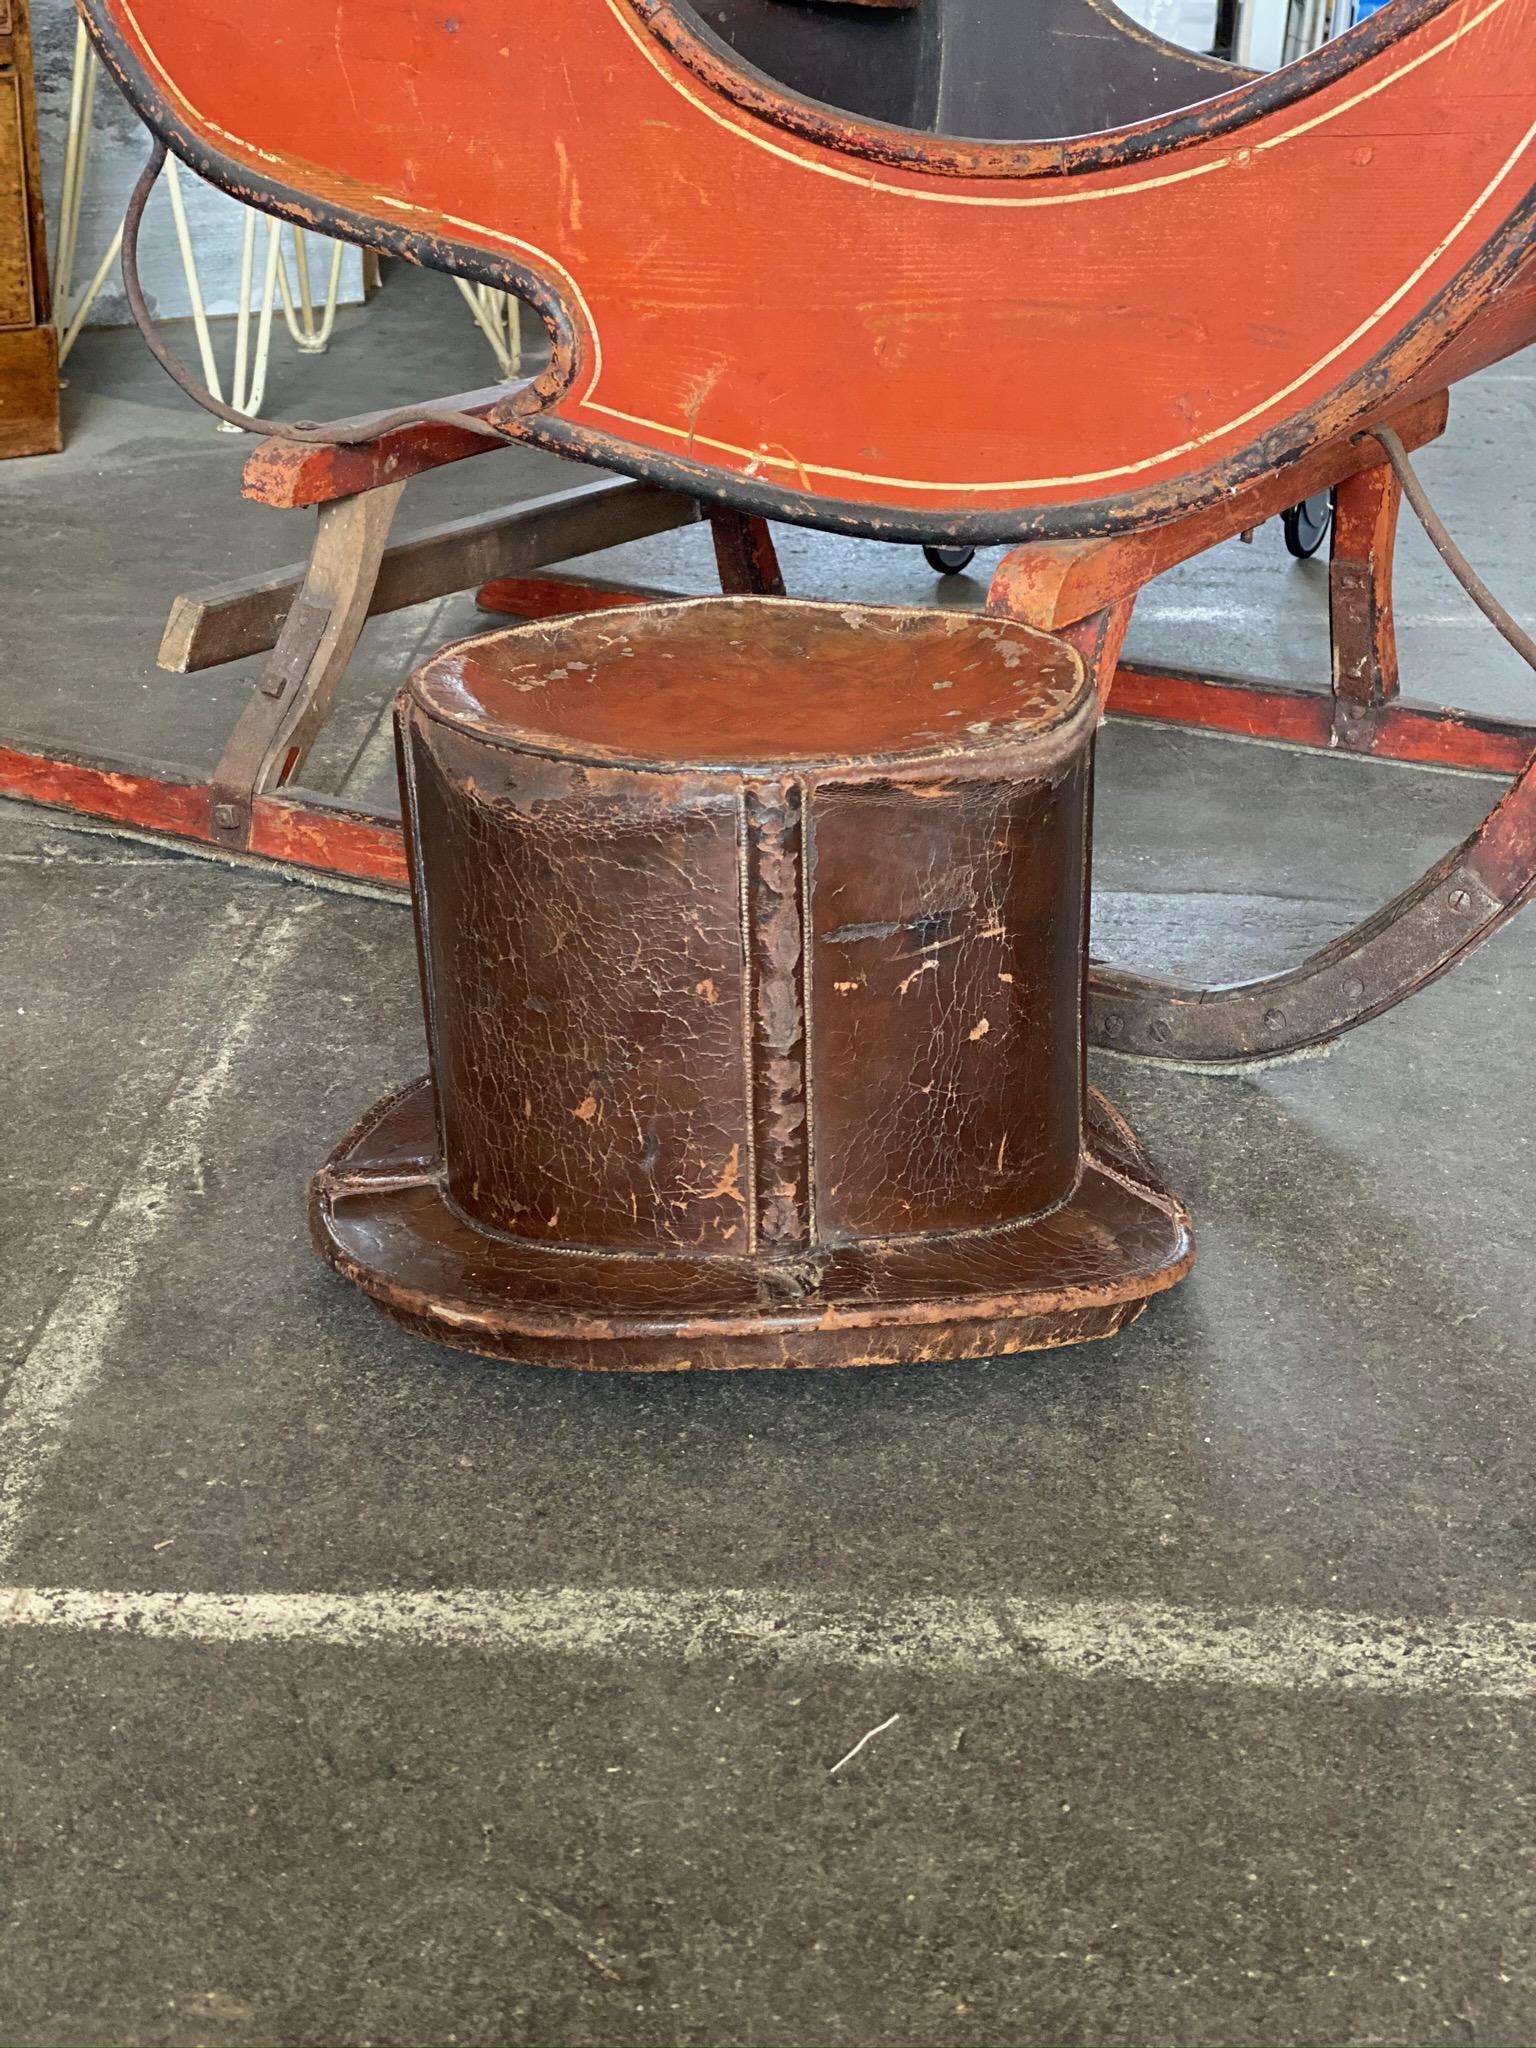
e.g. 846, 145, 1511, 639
311, 597, 1193, 1370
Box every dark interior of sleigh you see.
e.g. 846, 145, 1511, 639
689, 0, 1252, 140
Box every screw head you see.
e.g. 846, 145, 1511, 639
1264, 1008, 1287, 1031
212, 803, 239, 831
1448, 887, 1471, 912
1103, 1013, 1124, 1039
1149, 1019, 1172, 1045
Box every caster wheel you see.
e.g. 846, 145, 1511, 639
1281, 492, 1334, 559
922, 543, 977, 576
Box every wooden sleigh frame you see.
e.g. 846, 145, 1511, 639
6, 0, 1533, 1068
8, 368, 1533, 1068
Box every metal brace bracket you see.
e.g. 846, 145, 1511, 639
210, 596, 335, 845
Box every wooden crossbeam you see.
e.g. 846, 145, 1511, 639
158, 477, 703, 674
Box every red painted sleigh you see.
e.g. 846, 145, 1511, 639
18, 0, 1535, 1063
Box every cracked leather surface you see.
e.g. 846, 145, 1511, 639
809, 764, 1087, 1239
312, 597, 1191, 1368
313, 1083, 1192, 1369
419, 598, 1090, 771
405, 713, 751, 1253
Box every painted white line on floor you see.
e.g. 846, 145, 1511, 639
3, 1586, 1533, 1699
0, 902, 316, 1569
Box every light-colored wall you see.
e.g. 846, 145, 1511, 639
30, 0, 364, 326
1117, 0, 1220, 50
1239, 0, 1294, 68
1118, 0, 1295, 75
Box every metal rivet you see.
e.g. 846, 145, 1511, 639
1344, 978, 1365, 1002
1149, 1019, 1172, 1045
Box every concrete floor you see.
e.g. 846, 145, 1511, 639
0, 269, 1533, 2046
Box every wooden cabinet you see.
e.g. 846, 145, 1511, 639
0, 0, 61, 458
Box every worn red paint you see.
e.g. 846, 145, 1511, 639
0, 742, 409, 887
0, 744, 212, 836
77, 0, 1536, 544
474, 574, 673, 620
248, 794, 409, 885
243, 388, 513, 510
1109, 666, 1536, 776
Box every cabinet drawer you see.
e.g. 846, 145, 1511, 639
0, 73, 38, 328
